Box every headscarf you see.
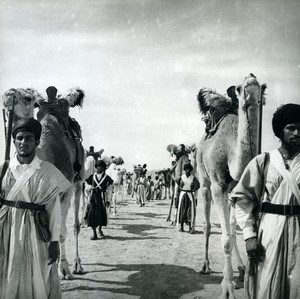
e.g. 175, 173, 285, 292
272, 103, 300, 138
183, 163, 193, 171
95, 160, 107, 169
12, 118, 42, 140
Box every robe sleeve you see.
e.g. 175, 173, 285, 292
231, 154, 266, 240
191, 177, 200, 191
46, 196, 61, 242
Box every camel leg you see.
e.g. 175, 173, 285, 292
80, 184, 88, 227
169, 184, 179, 225
59, 188, 73, 280
212, 185, 236, 299
199, 185, 212, 274
73, 181, 84, 274
229, 202, 245, 283
166, 195, 174, 222
112, 184, 118, 215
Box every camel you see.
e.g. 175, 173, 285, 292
101, 155, 125, 213
2, 86, 87, 280
196, 74, 266, 298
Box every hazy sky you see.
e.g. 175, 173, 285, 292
0, 0, 299, 170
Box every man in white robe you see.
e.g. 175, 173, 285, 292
231, 103, 300, 299
175, 163, 200, 233
0, 118, 71, 299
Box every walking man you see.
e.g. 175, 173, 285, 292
232, 103, 300, 299
0, 118, 71, 299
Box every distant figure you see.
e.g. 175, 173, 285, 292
153, 175, 160, 200
126, 173, 133, 195
146, 176, 154, 201
136, 172, 148, 207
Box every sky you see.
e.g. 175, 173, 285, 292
0, 0, 299, 171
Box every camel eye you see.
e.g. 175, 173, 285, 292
23, 96, 32, 104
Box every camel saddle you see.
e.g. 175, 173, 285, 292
204, 106, 237, 139
37, 98, 84, 174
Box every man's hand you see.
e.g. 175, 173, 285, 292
190, 182, 195, 191
246, 237, 265, 264
48, 241, 60, 265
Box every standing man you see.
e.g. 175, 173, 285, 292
84, 160, 113, 239
175, 163, 200, 233
0, 118, 71, 299
232, 103, 300, 299
136, 171, 148, 207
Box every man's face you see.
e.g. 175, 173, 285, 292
184, 168, 192, 177
96, 165, 105, 173
14, 131, 39, 157
281, 122, 300, 149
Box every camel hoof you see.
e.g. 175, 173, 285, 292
72, 259, 84, 274
199, 263, 212, 275
59, 271, 74, 280
80, 222, 87, 228
59, 259, 73, 280
65, 274, 73, 280
72, 268, 84, 274
221, 278, 236, 299
199, 269, 212, 275
232, 281, 240, 290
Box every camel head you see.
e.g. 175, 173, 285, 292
63, 87, 85, 108
236, 73, 267, 111
167, 144, 191, 157
2, 88, 43, 120
103, 155, 124, 166
115, 156, 124, 165
167, 144, 177, 156
197, 88, 232, 115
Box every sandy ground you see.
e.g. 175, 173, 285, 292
61, 192, 247, 299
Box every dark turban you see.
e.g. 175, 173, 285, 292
12, 118, 42, 140
95, 160, 107, 169
183, 163, 193, 171
272, 104, 300, 138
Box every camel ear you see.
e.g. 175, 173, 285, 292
236, 85, 242, 95
98, 149, 104, 157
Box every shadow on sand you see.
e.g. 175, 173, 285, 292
62, 262, 223, 299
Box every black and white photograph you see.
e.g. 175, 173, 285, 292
0, 1, 299, 298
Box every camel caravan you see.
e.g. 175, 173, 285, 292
1, 73, 270, 298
